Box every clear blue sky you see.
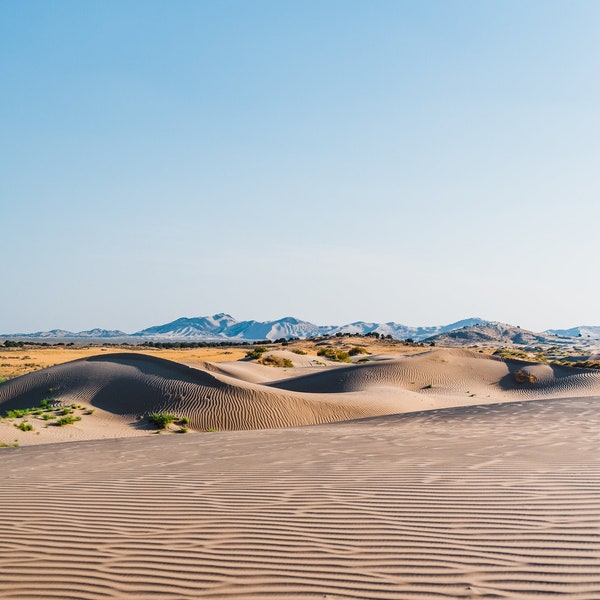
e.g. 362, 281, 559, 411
2, 0, 599, 333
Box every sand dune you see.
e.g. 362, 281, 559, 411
2, 349, 600, 447
269, 348, 600, 399
2, 396, 600, 598
0, 353, 404, 444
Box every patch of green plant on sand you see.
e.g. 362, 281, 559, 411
149, 413, 190, 431
245, 346, 268, 360
56, 415, 82, 426
258, 354, 293, 368
317, 347, 351, 363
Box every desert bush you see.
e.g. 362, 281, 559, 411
566, 360, 600, 369
56, 415, 82, 426
179, 416, 190, 425
291, 349, 307, 355
177, 427, 188, 433
245, 346, 268, 360
15, 422, 33, 432
5, 409, 31, 419
348, 346, 369, 356
40, 398, 57, 410
317, 347, 351, 363
258, 355, 293, 368
41, 413, 56, 421
149, 413, 177, 429
514, 370, 537, 384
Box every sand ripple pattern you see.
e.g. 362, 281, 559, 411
270, 350, 600, 400
2, 397, 600, 598
0, 353, 403, 432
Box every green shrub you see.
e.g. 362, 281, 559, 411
245, 346, 268, 360
5, 409, 31, 419
40, 398, 57, 410
316, 347, 351, 363
149, 413, 177, 429
177, 427, 188, 434
348, 346, 370, 356
15, 422, 33, 432
41, 413, 56, 421
0, 440, 19, 448
56, 415, 82, 426
179, 416, 190, 425
291, 349, 307, 355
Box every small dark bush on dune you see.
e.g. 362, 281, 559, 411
348, 346, 369, 356
317, 347, 351, 363
245, 346, 268, 360
149, 413, 177, 429
56, 415, 82, 426
15, 422, 33, 432
514, 370, 537, 384
258, 355, 293, 368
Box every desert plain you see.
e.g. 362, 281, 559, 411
1, 337, 600, 598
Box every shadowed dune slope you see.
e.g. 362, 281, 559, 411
268, 348, 600, 398
2, 350, 600, 442
0, 353, 404, 431
2, 396, 600, 599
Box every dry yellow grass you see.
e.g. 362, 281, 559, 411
0, 337, 427, 381
0, 346, 248, 380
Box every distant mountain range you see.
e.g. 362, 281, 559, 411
545, 326, 600, 339
426, 322, 564, 347
2, 314, 599, 345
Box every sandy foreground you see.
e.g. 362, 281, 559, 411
1, 348, 600, 598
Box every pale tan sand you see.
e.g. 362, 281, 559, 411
1, 396, 600, 598
2, 349, 600, 446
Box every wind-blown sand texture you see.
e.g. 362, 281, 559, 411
2, 349, 600, 598
2, 349, 600, 446
2, 397, 600, 598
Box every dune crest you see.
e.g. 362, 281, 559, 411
1, 349, 600, 447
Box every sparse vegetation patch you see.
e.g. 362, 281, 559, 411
245, 346, 268, 360
258, 355, 293, 368
15, 422, 33, 432
317, 347, 351, 363
348, 346, 370, 356
56, 415, 82, 426
514, 370, 537, 384
149, 413, 190, 431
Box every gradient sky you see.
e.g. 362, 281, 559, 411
2, 0, 599, 333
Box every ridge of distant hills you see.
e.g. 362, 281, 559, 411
2, 314, 599, 345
